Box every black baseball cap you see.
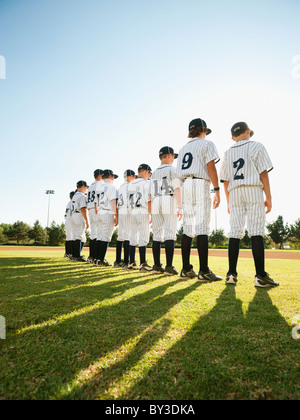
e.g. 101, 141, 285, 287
94, 169, 104, 178
124, 169, 136, 177
231, 122, 254, 138
189, 118, 212, 135
138, 164, 152, 173
102, 169, 119, 179
159, 146, 178, 159
77, 180, 88, 188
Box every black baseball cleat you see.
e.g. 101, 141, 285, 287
198, 269, 222, 283
152, 264, 165, 274
114, 260, 124, 268
100, 260, 113, 267
139, 262, 153, 272
164, 266, 179, 276
180, 267, 197, 279
254, 273, 279, 288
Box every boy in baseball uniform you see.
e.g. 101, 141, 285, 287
86, 169, 103, 263
127, 164, 152, 272
219, 122, 279, 288
176, 118, 222, 281
64, 191, 75, 258
114, 169, 136, 268
94, 169, 118, 266
150, 147, 182, 275
71, 181, 89, 262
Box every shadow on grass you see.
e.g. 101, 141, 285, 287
0, 256, 204, 400
125, 287, 300, 400
1, 257, 299, 400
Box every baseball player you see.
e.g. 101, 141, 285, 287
127, 164, 152, 272
64, 191, 75, 258
86, 169, 104, 263
70, 181, 89, 262
219, 122, 279, 288
94, 169, 118, 266
176, 118, 222, 281
150, 147, 182, 275
114, 169, 136, 268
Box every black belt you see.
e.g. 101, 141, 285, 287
184, 176, 204, 181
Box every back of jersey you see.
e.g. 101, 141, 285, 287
117, 182, 130, 214
220, 140, 273, 192
87, 181, 103, 210
95, 182, 118, 212
127, 178, 150, 215
176, 138, 219, 181
150, 165, 180, 199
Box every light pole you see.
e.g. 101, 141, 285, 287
45, 190, 55, 229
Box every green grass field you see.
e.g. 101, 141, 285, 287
0, 247, 299, 400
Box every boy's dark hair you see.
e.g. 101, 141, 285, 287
188, 126, 206, 138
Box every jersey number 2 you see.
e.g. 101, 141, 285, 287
233, 158, 245, 180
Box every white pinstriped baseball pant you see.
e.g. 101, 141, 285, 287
182, 178, 211, 238
229, 186, 266, 239
117, 212, 131, 242
88, 208, 98, 240
152, 196, 177, 242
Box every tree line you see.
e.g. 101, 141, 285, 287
0, 216, 299, 249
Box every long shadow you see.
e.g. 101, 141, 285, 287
127, 287, 300, 400
0, 255, 203, 399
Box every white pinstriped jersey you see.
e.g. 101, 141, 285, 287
150, 164, 181, 199
71, 192, 87, 214
127, 178, 151, 215
86, 181, 104, 210
95, 181, 118, 212
64, 201, 72, 219
176, 138, 220, 181
117, 182, 131, 214
219, 140, 273, 192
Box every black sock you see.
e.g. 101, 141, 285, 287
74, 240, 81, 258
70, 241, 75, 257
116, 241, 123, 262
165, 240, 175, 267
123, 241, 130, 264
152, 241, 161, 266
95, 240, 101, 260
65, 241, 68, 255
91, 239, 97, 259
251, 235, 266, 277
129, 245, 136, 264
99, 241, 109, 261
197, 235, 209, 273
139, 246, 146, 265
228, 238, 240, 275
181, 234, 192, 270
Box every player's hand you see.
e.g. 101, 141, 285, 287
114, 215, 118, 227
177, 208, 183, 221
212, 192, 220, 209
265, 198, 272, 214
86, 221, 89, 230
227, 205, 230, 215
149, 215, 152, 228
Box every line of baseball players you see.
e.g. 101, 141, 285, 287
64, 118, 279, 288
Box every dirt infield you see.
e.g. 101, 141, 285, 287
0, 246, 299, 260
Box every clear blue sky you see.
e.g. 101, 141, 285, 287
0, 0, 299, 235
